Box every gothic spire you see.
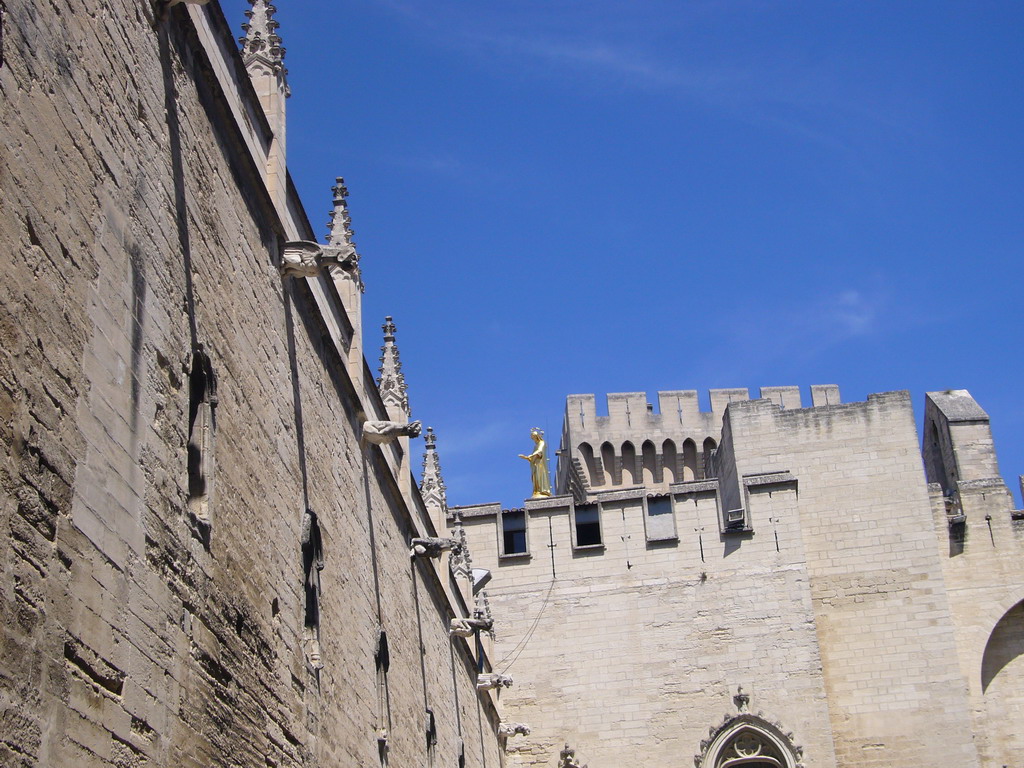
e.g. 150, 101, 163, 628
326, 177, 363, 289
327, 177, 355, 248
420, 427, 449, 522
378, 316, 409, 415
239, 1, 289, 88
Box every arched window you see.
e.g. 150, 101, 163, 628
662, 439, 677, 484
621, 442, 637, 486
187, 347, 217, 524
697, 715, 800, 768
601, 442, 617, 486
682, 438, 697, 481
641, 440, 658, 485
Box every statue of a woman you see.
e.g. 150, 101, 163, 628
519, 428, 552, 499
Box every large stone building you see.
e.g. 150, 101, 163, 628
0, 2, 503, 766
1, 2, 1021, 768
454, 387, 1024, 767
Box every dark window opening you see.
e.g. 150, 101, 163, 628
187, 348, 217, 524
502, 510, 527, 555
574, 503, 602, 547
375, 630, 390, 674
302, 509, 324, 629
425, 708, 437, 751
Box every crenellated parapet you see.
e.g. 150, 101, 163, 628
557, 386, 841, 496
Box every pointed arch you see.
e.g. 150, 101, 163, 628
980, 599, 1024, 762
621, 441, 637, 486
662, 439, 677, 484
578, 442, 599, 487
641, 440, 658, 485
696, 714, 802, 768
601, 442, 617, 486
982, 599, 1024, 693
682, 438, 697, 481
702, 437, 718, 479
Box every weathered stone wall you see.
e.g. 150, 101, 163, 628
0, 3, 498, 767
462, 389, 1023, 767
721, 393, 979, 767
454, 487, 838, 768
923, 391, 1024, 768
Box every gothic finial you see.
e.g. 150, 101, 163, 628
378, 316, 409, 415
734, 685, 750, 712
240, 1, 287, 79
327, 177, 355, 248
421, 427, 448, 521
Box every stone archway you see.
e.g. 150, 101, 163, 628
695, 714, 803, 768
979, 600, 1024, 764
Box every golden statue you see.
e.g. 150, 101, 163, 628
519, 428, 552, 499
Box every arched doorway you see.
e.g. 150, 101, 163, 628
696, 715, 801, 768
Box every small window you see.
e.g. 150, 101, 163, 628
573, 503, 602, 548
501, 510, 528, 556
644, 495, 677, 541
187, 347, 217, 525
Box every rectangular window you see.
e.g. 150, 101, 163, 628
501, 510, 528, 556
573, 503, 603, 548
644, 495, 677, 541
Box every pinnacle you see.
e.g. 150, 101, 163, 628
239, 1, 288, 77
378, 315, 409, 415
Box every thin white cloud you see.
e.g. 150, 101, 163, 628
361, 0, 934, 150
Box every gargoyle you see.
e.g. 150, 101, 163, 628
362, 419, 422, 445
476, 673, 513, 691
410, 537, 458, 558
449, 616, 494, 638
280, 240, 359, 279
498, 722, 530, 738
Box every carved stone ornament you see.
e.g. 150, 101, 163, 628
733, 686, 750, 712
694, 713, 804, 768
559, 743, 587, 768
476, 673, 513, 691
449, 615, 494, 638
361, 419, 423, 445
410, 536, 458, 559
498, 722, 530, 738
280, 240, 358, 279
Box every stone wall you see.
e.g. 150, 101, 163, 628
719, 393, 979, 767
453, 487, 838, 768
0, 3, 498, 767
461, 388, 1024, 767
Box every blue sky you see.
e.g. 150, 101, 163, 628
256, 1, 1022, 508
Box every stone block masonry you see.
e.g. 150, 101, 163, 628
0, 2, 500, 767
462, 388, 1024, 767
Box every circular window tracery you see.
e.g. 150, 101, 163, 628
695, 714, 802, 768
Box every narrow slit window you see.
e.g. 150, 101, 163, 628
501, 510, 527, 556
187, 347, 217, 524
574, 503, 602, 547
302, 509, 324, 670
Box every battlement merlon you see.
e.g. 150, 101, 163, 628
564, 386, 842, 439
923, 390, 1001, 491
